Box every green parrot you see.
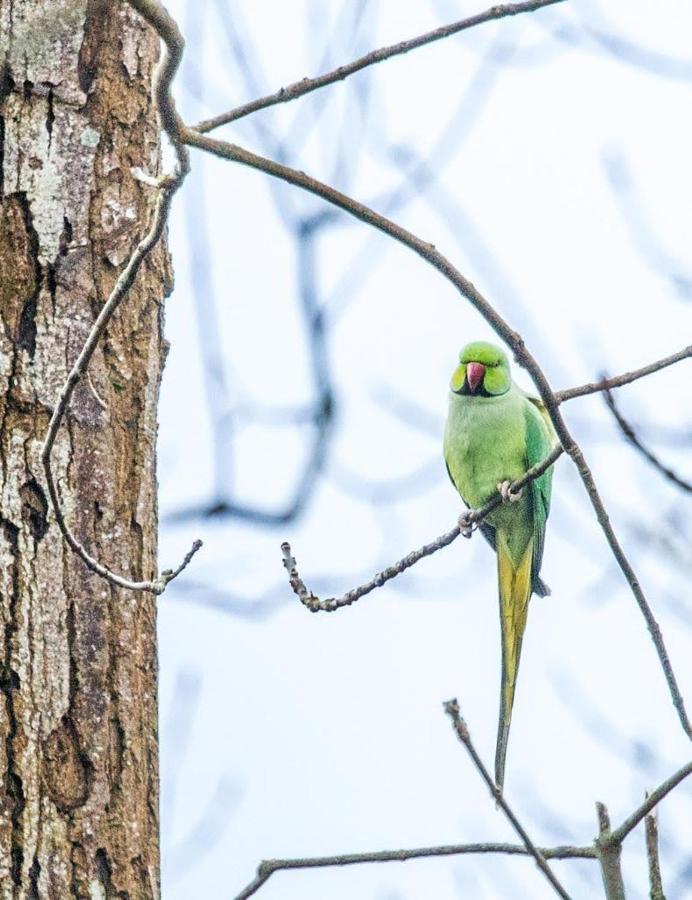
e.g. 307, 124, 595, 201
443, 341, 557, 794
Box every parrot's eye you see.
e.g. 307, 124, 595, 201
450, 365, 466, 393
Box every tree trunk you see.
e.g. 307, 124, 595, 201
0, 2, 169, 896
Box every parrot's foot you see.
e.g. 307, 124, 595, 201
458, 513, 474, 538
497, 480, 522, 503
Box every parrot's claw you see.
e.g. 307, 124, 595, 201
498, 480, 522, 503
458, 513, 474, 538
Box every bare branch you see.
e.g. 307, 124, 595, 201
603, 387, 691, 493
601, 149, 692, 302
555, 345, 692, 403
609, 760, 692, 845
282, 528, 458, 613
443, 699, 573, 900
567, 5, 692, 84
233, 839, 593, 900
557, 441, 691, 739
595, 803, 626, 900
231, 734, 691, 900
645, 806, 665, 900
282, 446, 562, 612
194, 0, 566, 133
250, 843, 589, 900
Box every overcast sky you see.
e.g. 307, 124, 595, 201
154, 2, 692, 897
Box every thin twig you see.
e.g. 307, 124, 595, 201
41, 0, 200, 594
443, 699, 572, 900
603, 386, 691, 493
193, 0, 565, 133
127, 0, 189, 139
645, 804, 665, 900
595, 803, 626, 900
233, 840, 594, 900
609, 759, 692, 845
282, 446, 562, 611
555, 345, 692, 403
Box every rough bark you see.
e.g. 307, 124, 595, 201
0, 2, 170, 896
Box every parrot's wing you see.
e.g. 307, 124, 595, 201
444, 457, 457, 492
523, 391, 559, 444
524, 402, 554, 594
445, 458, 497, 550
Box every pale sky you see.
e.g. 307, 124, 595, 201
155, 2, 692, 897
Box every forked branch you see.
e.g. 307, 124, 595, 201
233, 840, 592, 900
555, 344, 692, 403
603, 385, 691, 493
595, 803, 626, 900
592, 759, 692, 898
608, 759, 692, 845
444, 699, 573, 899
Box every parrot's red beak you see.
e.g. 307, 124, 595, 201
466, 361, 486, 393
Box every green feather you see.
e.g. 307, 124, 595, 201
523, 394, 554, 595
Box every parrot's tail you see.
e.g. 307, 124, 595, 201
494, 532, 533, 796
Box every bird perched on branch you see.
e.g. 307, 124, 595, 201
443, 341, 557, 794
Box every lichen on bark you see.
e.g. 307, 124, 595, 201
0, 2, 170, 895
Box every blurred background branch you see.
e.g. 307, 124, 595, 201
603, 385, 692, 494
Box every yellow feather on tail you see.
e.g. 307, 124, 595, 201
494, 531, 534, 795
